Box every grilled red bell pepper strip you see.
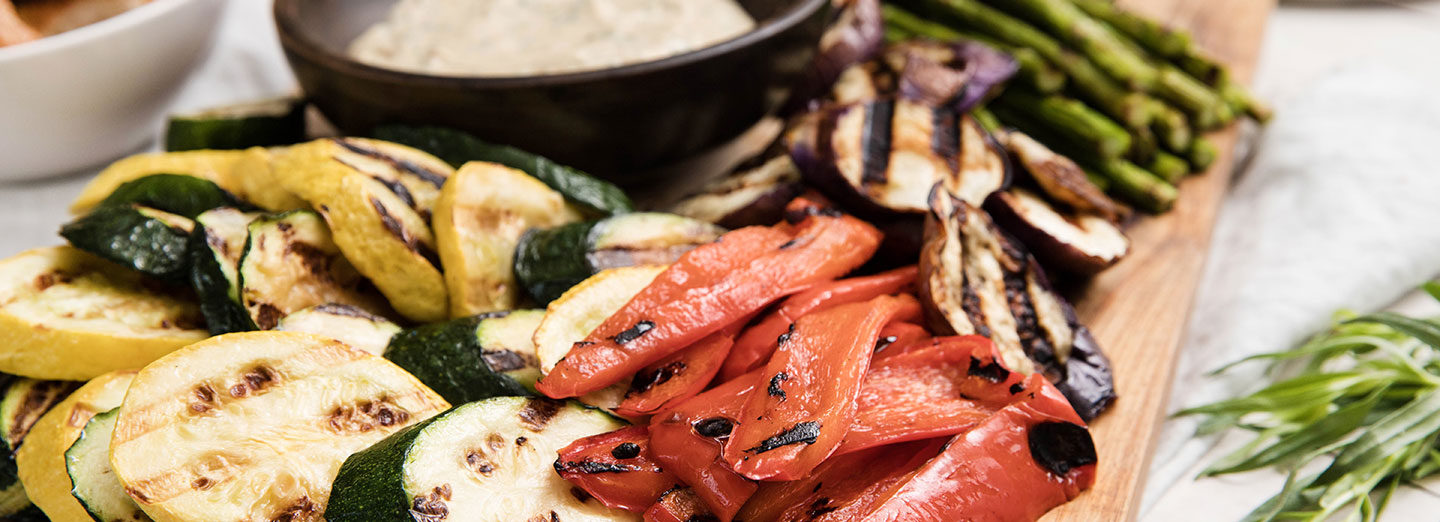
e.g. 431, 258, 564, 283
841, 335, 1030, 454
857, 379, 1098, 522
735, 439, 945, 522
719, 266, 920, 381
868, 321, 932, 361
644, 487, 718, 522
723, 295, 917, 481
539, 212, 883, 398
616, 321, 746, 418
554, 426, 680, 513
648, 370, 763, 521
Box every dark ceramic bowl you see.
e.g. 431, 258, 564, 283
274, 0, 831, 182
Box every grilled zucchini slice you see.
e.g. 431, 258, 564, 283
66, 408, 151, 522
436, 162, 582, 316
165, 97, 307, 152
373, 125, 635, 217
109, 332, 450, 522
533, 265, 666, 412
61, 205, 196, 284
384, 310, 545, 404
514, 212, 723, 305
189, 208, 261, 334
327, 396, 635, 522
237, 210, 387, 330
276, 304, 400, 356
95, 174, 247, 219
15, 370, 135, 522
70, 151, 248, 215
0, 247, 207, 380
0, 377, 77, 517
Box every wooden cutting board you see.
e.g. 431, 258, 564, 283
1044, 0, 1276, 520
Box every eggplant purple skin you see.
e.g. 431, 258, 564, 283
984, 191, 1121, 277
714, 182, 805, 228
1026, 259, 1118, 421
781, 0, 885, 115
948, 40, 1020, 113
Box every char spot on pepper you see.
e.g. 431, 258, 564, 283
967, 356, 1011, 383
807, 496, 839, 518
745, 421, 821, 454
610, 442, 641, 460
1028, 421, 1097, 476
612, 320, 656, 344
1010, 383, 1025, 394
556, 459, 640, 474
777, 323, 796, 346
628, 361, 687, 396
693, 417, 734, 439
768, 373, 789, 401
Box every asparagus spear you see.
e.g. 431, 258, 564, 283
1127, 120, 1158, 166
1093, 157, 1179, 213
977, 0, 1158, 91
894, 0, 1155, 128
1150, 102, 1193, 153
1070, 0, 1190, 59
990, 90, 1131, 160
1187, 137, 1218, 172
882, 4, 1067, 94
1147, 150, 1190, 183
1156, 65, 1234, 130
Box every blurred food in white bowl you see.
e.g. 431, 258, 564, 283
0, 0, 224, 181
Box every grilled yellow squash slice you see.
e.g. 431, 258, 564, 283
227, 147, 311, 212
436, 162, 582, 317
70, 151, 248, 215
109, 332, 449, 522
275, 138, 453, 221
15, 370, 136, 522
0, 247, 207, 380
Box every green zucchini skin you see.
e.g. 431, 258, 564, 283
189, 208, 259, 335
372, 125, 634, 217
164, 97, 307, 152
3, 505, 47, 521
383, 312, 541, 404
60, 205, 195, 284
514, 213, 725, 304
327, 397, 630, 522
96, 174, 247, 219
66, 409, 151, 522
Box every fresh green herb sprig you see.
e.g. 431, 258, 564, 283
1180, 282, 1440, 522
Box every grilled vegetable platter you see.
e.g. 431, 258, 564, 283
0, 0, 1266, 520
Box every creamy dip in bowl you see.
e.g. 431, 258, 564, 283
349, 0, 758, 77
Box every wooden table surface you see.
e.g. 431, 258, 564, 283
1045, 0, 1277, 520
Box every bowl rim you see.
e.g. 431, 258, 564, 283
274, 0, 831, 88
0, 0, 217, 63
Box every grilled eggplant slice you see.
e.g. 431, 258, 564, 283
66, 408, 152, 522
109, 332, 450, 522
372, 125, 635, 217
237, 210, 387, 330
190, 207, 262, 334
918, 189, 1115, 420
1000, 130, 1129, 223
514, 212, 723, 305
782, 0, 884, 114
95, 174, 247, 219
15, 370, 135, 522
987, 188, 1130, 276
669, 154, 803, 229
0, 247, 207, 380
69, 151, 248, 215
533, 265, 668, 413
165, 97, 307, 152
61, 204, 196, 284
789, 99, 1007, 217
384, 310, 545, 404
276, 304, 401, 356
436, 162, 582, 316
328, 397, 635, 522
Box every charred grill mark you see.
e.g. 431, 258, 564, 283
860, 100, 895, 186
744, 421, 821, 454
1010, 383, 1025, 394
7, 381, 74, 446
286, 242, 332, 278
190, 384, 218, 414
777, 323, 796, 346
231, 365, 279, 398
1028, 422, 1097, 476
271, 496, 319, 522
611, 442, 641, 460
554, 459, 642, 474
518, 398, 563, 431
612, 321, 655, 345
960, 271, 990, 338
768, 373, 790, 401
191, 476, 214, 490
693, 417, 734, 439
409, 484, 452, 522
466, 450, 496, 476
1005, 268, 1058, 377
481, 349, 535, 373
486, 433, 506, 451
628, 361, 686, 396
334, 139, 449, 188
255, 304, 284, 330
808, 497, 840, 518
327, 396, 410, 433
968, 357, 1011, 383
932, 106, 961, 173
369, 197, 442, 268
516, 436, 528, 447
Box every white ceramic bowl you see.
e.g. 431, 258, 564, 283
0, 0, 224, 181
